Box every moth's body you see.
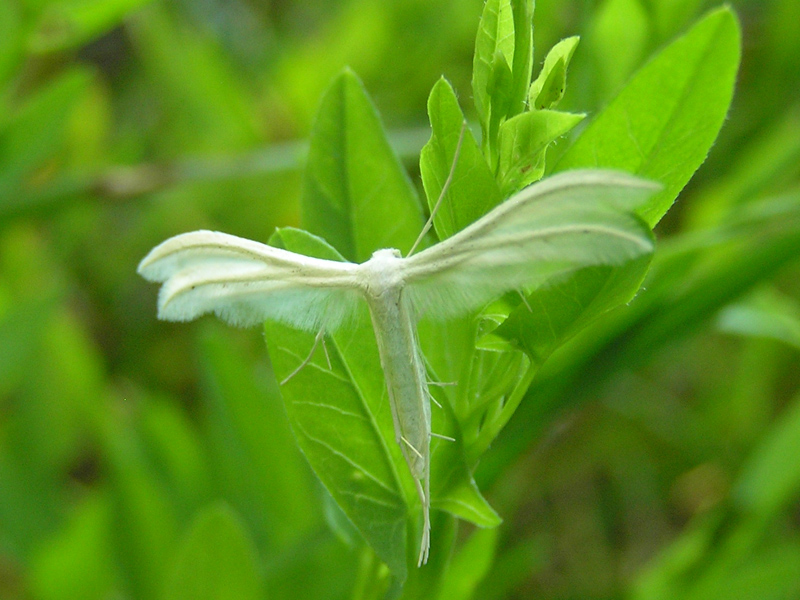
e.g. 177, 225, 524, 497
137, 169, 659, 568
360, 249, 432, 564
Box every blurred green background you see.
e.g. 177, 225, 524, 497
1, 0, 800, 598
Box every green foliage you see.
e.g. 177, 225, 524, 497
162, 503, 264, 600
1, 0, 799, 599
555, 7, 741, 226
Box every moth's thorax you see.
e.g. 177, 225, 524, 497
360, 248, 405, 299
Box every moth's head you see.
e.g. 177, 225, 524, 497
361, 248, 404, 297
371, 248, 402, 260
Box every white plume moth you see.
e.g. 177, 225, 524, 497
138, 169, 659, 566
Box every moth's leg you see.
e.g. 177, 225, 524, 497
320, 335, 332, 369
430, 432, 455, 442
427, 381, 456, 409
413, 476, 431, 566
400, 435, 425, 460
517, 289, 532, 312
280, 329, 326, 385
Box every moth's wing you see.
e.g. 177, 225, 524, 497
402, 170, 660, 319
138, 230, 362, 330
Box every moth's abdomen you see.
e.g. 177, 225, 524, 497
366, 288, 430, 479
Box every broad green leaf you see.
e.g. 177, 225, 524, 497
162, 503, 263, 600
496, 109, 584, 196
432, 469, 501, 529
30, 0, 156, 53
419, 78, 502, 241
265, 228, 409, 580
554, 7, 741, 227
528, 36, 579, 110
495, 255, 653, 365
302, 69, 423, 262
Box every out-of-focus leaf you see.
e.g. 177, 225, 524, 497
102, 414, 178, 600
555, 7, 741, 227
30, 0, 156, 53
139, 397, 211, 512
301, 69, 423, 262
29, 493, 117, 600
733, 391, 800, 518
472, 536, 550, 600
688, 542, 800, 600
686, 111, 800, 229
0, 0, 23, 85
587, 0, 648, 99
0, 68, 91, 216
717, 288, 800, 350
198, 323, 317, 549
127, 4, 259, 152
162, 503, 263, 600
420, 77, 501, 241
646, 0, 706, 41
0, 300, 50, 397
436, 527, 498, 600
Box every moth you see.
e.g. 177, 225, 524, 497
138, 169, 658, 565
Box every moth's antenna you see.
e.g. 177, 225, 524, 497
408, 121, 467, 257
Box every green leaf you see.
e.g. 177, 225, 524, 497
419, 78, 502, 241
528, 36, 580, 110
29, 493, 117, 600
554, 7, 741, 227
495, 255, 653, 365
265, 229, 410, 581
198, 322, 318, 548
496, 109, 584, 196
127, 4, 259, 151
472, 0, 516, 139
587, 0, 648, 99
509, 0, 534, 116
0, 0, 23, 86
301, 69, 423, 262
102, 420, 178, 600
436, 528, 499, 600
162, 503, 264, 600
30, 0, 157, 53
733, 392, 800, 518
0, 68, 91, 215
716, 288, 800, 350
